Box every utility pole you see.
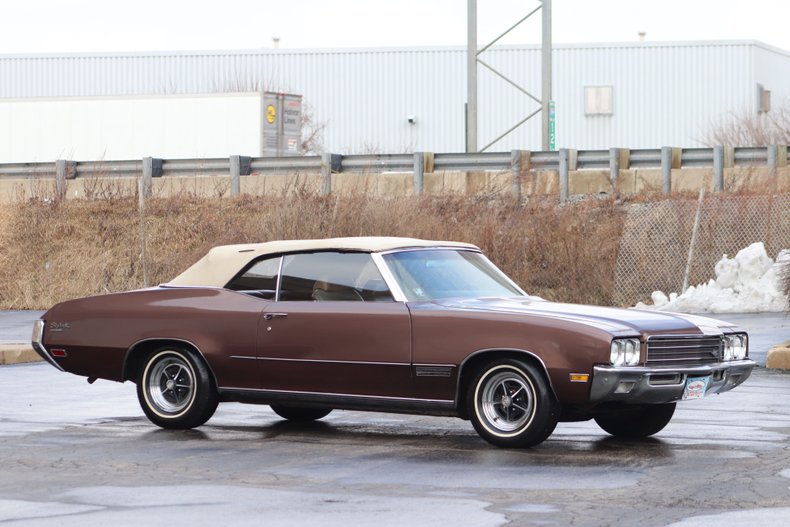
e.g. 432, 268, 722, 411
541, 0, 552, 151
466, 0, 477, 153
466, 0, 552, 153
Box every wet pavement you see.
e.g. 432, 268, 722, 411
1, 362, 790, 526
0, 311, 43, 344
1, 311, 790, 525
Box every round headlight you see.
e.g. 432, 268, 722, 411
624, 339, 640, 366
722, 336, 734, 361
610, 340, 625, 366
733, 334, 747, 360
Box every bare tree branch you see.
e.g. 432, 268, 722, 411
705, 101, 790, 146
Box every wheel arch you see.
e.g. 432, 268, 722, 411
456, 348, 558, 417
123, 338, 217, 387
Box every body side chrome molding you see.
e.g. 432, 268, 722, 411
217, 386, 457, 416
231, 356, 410, 367
219, 386, 453, 404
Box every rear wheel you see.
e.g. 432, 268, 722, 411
467, 359, 559, 448
137, 346, 218, 429
270, 405, 332, 422
594, 403, 676, 439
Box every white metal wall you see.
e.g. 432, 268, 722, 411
0, 93, 263, 162
754, 44, 790, 111
1, 41, 788, 155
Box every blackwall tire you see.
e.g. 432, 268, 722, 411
594, 403, 676, 439
137, 346, 218, 429
270, 405, 332, 422
467, 359, 559, 448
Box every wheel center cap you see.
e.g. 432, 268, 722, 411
165, 379, 175, 390
501, 395, 512, 408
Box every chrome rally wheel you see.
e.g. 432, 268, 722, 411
467, 359, 560, 448
145, 352, 196, 416
137, 346, 218, 429
478, 369, 536, 434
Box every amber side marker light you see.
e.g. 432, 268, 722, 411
569, 373, 589, 383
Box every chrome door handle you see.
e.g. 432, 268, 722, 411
264, 312, 288, 321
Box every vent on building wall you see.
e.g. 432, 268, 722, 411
757, 84, 771, 113
585, 86, 614, 116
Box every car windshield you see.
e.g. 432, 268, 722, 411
382, 249, 525, 301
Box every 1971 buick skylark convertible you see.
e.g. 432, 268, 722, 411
32, 237, 755, 447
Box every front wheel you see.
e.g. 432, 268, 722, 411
137, 346, 219, 429
467, 359, 560, 448
270, 405, 332, 422
594, 403, 676, 439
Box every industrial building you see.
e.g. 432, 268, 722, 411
1, 40, 789, 160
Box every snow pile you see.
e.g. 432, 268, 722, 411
635, 242, 790, 313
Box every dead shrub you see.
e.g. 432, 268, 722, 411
0, 193, 627, 309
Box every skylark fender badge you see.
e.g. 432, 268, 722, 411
49, 322, 71, 332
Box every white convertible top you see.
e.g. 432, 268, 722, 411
168, 236, 478, 287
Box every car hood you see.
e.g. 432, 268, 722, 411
429, 297, 738, 336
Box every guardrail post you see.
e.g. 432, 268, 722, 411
767, 145, 778, 171
229, 155, 251, 196
558, 148, 570, 203
413, 152, 425, 195
608, 148, 621, 187
766, 143, 787, 170
320, 153, 341, 196
140, 157, 163, 205
609, 148, 629, 186
713, 145, 725, 192
660, 147, 679, 194
55, 159, 75, 199
510, 150, 530, 199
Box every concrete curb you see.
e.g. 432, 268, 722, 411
0, 344, 41, 365
766, 341, 790, 370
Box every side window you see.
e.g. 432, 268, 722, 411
225, 256, 281, 299
280, 252, 394, 302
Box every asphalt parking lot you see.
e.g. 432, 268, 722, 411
1, 312, 790, 526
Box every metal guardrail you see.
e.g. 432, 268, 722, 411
341, 154, 413, 173
629, 149, 663, 169
1, 145, 787, 203
433, 152, 511, 172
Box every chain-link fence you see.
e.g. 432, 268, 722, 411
1, 192, 788, 310
614, 193, 790, 305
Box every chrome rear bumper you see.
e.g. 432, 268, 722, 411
31, 319, 64, 372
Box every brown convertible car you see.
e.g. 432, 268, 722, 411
32, 237, 755, 447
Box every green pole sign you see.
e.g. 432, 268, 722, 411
548, 100, 556, 151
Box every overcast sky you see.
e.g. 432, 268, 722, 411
1, 0, 788, 53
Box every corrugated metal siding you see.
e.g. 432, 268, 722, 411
1, 42, 785, 153
753, 43, 790, 114
552, 42, 755, 150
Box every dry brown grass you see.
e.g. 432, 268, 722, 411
0, 192, 626, 309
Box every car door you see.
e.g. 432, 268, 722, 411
256, 251, 413, 398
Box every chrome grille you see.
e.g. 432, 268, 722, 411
646, 336, 722, 365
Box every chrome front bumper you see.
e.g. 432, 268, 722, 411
589, 360, 756, 404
